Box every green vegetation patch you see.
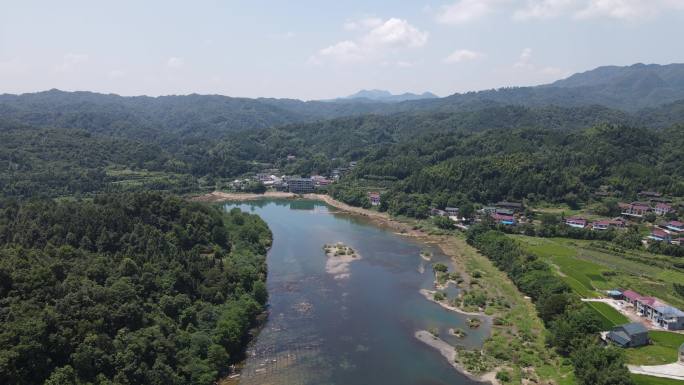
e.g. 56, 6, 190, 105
625, 331, 684, 366
632, 374, 684, 385
512, 235, 684, 308
0, 193, 272, 385
585, 302, 629, 329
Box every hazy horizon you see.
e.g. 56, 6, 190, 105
2, 0, 684, 99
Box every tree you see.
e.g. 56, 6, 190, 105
571, 341, 634, 385
460, 203, 475, 219
433, 263, 448, 273
44, 366, 77, 385
433, 215, 454, 230
548, 306, 602, 356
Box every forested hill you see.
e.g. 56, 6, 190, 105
332, 123, 684, 215
0, 192, 272, 385
0, 89, 391, 139
2, 63, 684, 141
403, 63, 684, 113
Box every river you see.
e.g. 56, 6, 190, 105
224, 199, 489, 385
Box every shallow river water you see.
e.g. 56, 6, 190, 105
225, 200, 489, 385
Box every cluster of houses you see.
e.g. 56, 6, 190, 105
245, 159, 359, 194
606, 289, 684, 331
564, 216, 627, 231
648, 220, 684, 245
619, 201, 674, 218
251, 174, 333, 194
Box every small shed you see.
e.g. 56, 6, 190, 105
606, 290, 623, 300
607, 322, 649, 348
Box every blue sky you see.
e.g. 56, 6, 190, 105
1, 0, 683, 99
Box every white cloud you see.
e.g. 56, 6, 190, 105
55, 53, 89, 72
444, 49, 484, 63
514, 47, 533, 68
316, 40, 364, 63
434, 0, 684, 23
362, 18, 428, 48
575, 0, 684, 20
514, 0, 576, 20
166, 57, 184, 69
576, 0, 652, 19
312, 18, 428, 64
343, 17, 383, 31
436, 0, 501, 24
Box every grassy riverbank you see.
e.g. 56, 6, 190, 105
195, 191, 574, 385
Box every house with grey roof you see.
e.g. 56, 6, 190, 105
607, 322, 649, 348
653, 304, 684, 331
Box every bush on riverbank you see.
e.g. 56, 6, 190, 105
466, 224, 634, 385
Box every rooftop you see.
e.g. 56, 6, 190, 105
619, 322, 648, 336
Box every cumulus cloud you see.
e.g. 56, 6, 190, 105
316, 40, 364, 63
343, 17, 383, 31
574, 0, 684, 20
311, 18, 428, 64
166, 57, 184, 69
514, 0, 576, 20
362, 18, 428, 48
436, 0, 501, 24
444, 49, 484, 63
55, 53, 89, 72
435, 0, 683, 23
514, 47, 533, 68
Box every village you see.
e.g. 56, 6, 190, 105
229, 157, 684, 250
586, 288, 684, 381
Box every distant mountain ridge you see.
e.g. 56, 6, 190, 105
343, 89, 438, 102
2, 63, 684, 138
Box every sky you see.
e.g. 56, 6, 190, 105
1, 0, 683, 100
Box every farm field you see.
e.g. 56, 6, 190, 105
510, 235, 684, 308
585, 301, 629, 329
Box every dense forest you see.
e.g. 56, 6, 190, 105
2, 63, 684, 202
3, 106, 683, 205
0, 192, 271, 385
326, 123, 683, 217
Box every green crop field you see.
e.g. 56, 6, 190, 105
585, 301, 629, 329
510, 235, 684, 308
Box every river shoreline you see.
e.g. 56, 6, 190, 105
415, 330, 499, 385
419, 288, 490, 318
197, 191, 499, 383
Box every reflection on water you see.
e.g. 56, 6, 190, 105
226, 200, 488, 385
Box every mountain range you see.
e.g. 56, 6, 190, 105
342, 89, 438, 102
1, 63, 683, 139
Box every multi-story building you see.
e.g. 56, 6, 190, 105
287, 178, 314, 194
